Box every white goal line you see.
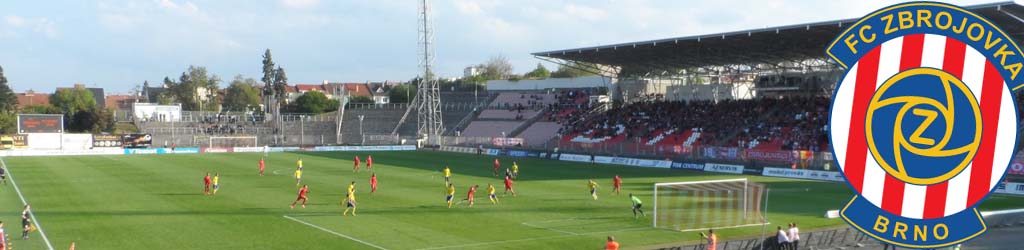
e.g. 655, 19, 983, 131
654, 178, 748, 187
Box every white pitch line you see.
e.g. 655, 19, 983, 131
1, 157, 55, 250
520, 221, 580, 236
282, 215, 388, 250
413, 227, 649, 250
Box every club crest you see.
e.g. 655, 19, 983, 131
826, 2, 1022, 248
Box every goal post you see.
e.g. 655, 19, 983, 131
209, 136, 259, 148
653, 178, 767, 231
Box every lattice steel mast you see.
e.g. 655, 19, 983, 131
394, 0, 443, 145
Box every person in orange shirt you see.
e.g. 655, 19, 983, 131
605, 236, 619, 250
701, 229, 718, 250
258, 157, 266, 176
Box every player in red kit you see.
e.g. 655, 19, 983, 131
613, 175, 622, 195
462, 185, 479, 207
503, 175, 516, 197
493, 158, 500, 176
354, 156, 361, 173
259, 158, 266, 176
366, 155, 373, 170
203, 173, 211, 196
291, 185, 309, 209
370, 173, 378, 193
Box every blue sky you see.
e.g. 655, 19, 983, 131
0, 0, 992, 93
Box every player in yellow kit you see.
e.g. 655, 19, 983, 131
294, 168, 303, 187
487, 184, 498, 204
588, 179, 599, 200
212, 173, 220, 195
443, 166, 452, 185
512, 162, 520, 179
446, 183, 456, 208
343, 186, 357, 216
297, 159, 303, 170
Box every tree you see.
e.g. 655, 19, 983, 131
389, 83, 416, 103
291, 91, 336, 114
480, 55, 514, 80
0, 66, 16, 111
162, 65, 221, 111
223, 75, 262, 112
273, 67, 288, 101
20, 105, 61, 114
71, 108, 114, 133
0, 111, 15, 134
262, 49, 276, 97
349, 95, 373, 104
48, 87, 113, 132
524, 63, 550, 79
551, 61, 598, 78
50, 87, 97, 115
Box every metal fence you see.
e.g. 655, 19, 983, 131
656, 227, 873, 250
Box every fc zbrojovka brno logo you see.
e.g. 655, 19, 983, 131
827, 2, 1022, 249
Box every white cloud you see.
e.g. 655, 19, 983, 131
563, 4, 606, 22
281, 0, 320, 9
157, 0, 178, 10
455, 0, 483, 15
1, 15, 58, 38
5, 16, 25, 27
33, 18, 58, 38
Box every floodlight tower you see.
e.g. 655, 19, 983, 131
395, 0, 444, 145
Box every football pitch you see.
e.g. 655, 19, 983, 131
1, 151, 1022, 250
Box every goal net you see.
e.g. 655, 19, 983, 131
209, 136, 259, 148
653, 178, 767, 231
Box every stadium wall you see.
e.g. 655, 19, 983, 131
0, 145, 415, 157
437, 146, 1024, 196
486, 76, 609, 91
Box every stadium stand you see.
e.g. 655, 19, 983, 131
518, 122, 560, 146
139, 91, 489, 146
460, 121, 521, 138
556, 96, 829, 152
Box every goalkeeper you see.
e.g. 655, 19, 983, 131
629, 194, 645, 219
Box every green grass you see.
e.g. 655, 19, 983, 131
0, 151, 1021, 250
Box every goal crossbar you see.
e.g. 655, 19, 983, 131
653, 178, 748, 187
209, 136, 259, 148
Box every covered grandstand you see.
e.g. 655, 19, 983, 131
517, 1, 1024, 178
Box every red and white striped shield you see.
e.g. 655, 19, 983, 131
830, 33, 1017, 219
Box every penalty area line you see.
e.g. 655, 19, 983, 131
282, 215, 388, 250
0, 157, 55, 250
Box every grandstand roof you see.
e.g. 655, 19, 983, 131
532, 2, 1024, 71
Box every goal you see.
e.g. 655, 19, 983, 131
209, 136, 259, 148
653, 178, 767, 231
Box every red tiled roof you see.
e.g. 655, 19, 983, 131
105, 95, 142, 110
293, 84, 324, 92
342, 83, 371, 96
16, 91, 50, 107
322, 83, 371, 96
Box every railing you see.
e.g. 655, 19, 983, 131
446, 103, 490, 136
344, 102, 488, 110
426, 135, 836, 171
656, 227, 873, 250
